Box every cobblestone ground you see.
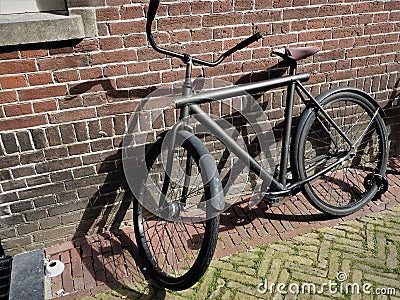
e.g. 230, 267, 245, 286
46, 158, 399, 299
80, 204, 400, 300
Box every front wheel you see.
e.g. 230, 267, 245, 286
133, 131, 221, 290
292, 88, 388, 216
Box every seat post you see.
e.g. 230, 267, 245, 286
289, 60, 297, 76
182, 55, 193, 97
278, 60, 298, 186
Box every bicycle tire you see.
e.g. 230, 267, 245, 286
292, 88, 388, 216
133, 131, 221, 290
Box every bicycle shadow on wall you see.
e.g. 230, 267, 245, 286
64, 83, 167, 299
383, 76, 400, 174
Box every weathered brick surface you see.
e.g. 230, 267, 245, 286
0, 0, 399, 255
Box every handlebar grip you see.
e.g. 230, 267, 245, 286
225, 32, 263, 56
147, 0, 160, 25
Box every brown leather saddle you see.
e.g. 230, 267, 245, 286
272, 46, 320, 61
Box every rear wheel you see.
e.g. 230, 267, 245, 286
293, 89, 388, 216
133, 132, 221, 290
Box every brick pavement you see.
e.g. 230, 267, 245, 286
45, 157, 400, 299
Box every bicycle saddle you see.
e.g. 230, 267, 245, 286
272, 46, 320, 61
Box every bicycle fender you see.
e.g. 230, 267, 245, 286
315, 87, 386, 117
178, 130, 225, 212
295, 87, 386, 140
199, 154, 225, 211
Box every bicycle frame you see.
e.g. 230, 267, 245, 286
172, 65, 356, 198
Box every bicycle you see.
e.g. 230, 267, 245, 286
124, 0, 389, 291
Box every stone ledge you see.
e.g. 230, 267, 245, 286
9, 249, 45, 300
0, 9, 97, 47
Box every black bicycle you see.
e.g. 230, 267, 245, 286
127, 0, 389, 291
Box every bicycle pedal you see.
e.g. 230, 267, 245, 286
266, 196, 291, 207
364, 173, 388, 200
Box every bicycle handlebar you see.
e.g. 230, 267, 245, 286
146, 0, 263, 67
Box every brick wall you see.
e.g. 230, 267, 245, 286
0, 0, 399, 255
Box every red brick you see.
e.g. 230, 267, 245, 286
71, 248, 83, 275
263, 33, 298, 47
0, 60, 36, 75
119, 5, 144, 19
0, 75, 27, 89
62, 263, 74, 293
54, 70, 79, 83
45, 241, 75, 256
283, 7, 318, 20
79, 67, 103, 80
191, 28, 213, 41
99, 36, 124, 51
233, 25, 253, 38
245, 10, 281, 23
234, 0, 253, 11
73, 277, 85, 292
74, 39, 99, 52
96, 7, 119, 21
82, 93, 107, 106
191, 1, 212, 14
18, 85, 68, 101
96, 101, 138, 116
0, 51, 19, 60
58, 96, 83, 110
213, 0, 233, 12
319, 4, 352, 17
0, 114, 47, 131
69, 79, 116, 95
108, 19, 146, 35
116, 73, 160, 88
4, 103, 33, 117
123, 33, 146, 48
353, 1, 384, 13
49, 46, 74, 56
159, 15, 201, 31
136, 47, 165, 61
90, 49, 138, 65
20, 49, 48, 58
103, 65, 127, 77
27, 72, 53, 86
299, 29, 331, 43
203, 13, 240, 27
37, 55, 90, 71
49, 108, 97, 124
82, 257, 96, 289
358, 65, 386, 78
364, 23, 394, 36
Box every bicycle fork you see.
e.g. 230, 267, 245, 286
158, 58, 195, 219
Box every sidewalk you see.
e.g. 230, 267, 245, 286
46, 157, 400, 299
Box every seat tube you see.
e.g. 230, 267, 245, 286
179, 56, 194, 202
278, 63, 297, 186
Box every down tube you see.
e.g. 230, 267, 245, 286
189, 104, 284, 191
